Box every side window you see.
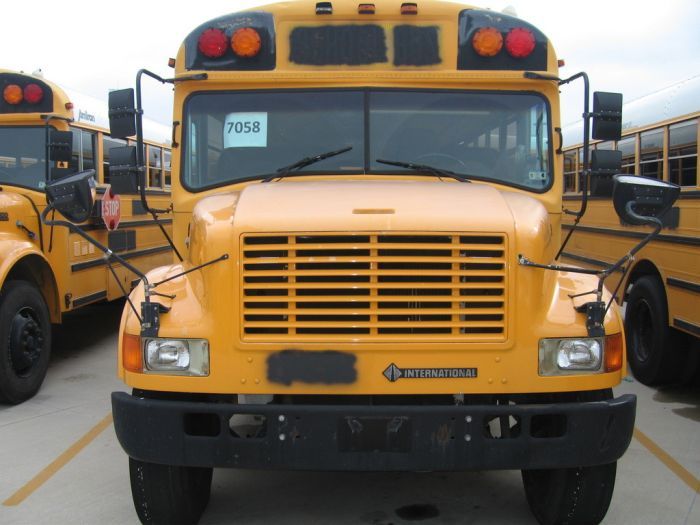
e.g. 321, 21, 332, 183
163, 149, 172, 188
148, 146, 162, 188
669, 119, 697, 187
69, 128, 81, 172
81, 130, 96, 171
617, 136, 636, 174
563, 150, 576, 193
640, 128, 664, 179
103, 136, 127, 185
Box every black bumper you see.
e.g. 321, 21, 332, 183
111, 392, 636, 471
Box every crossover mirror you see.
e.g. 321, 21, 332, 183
591, 92, 623, 141
109, 146, 140, 194
48, 130, 73, 163
45, 169, 96, 223
612, 174, 680, 226
108, 88, 137, 140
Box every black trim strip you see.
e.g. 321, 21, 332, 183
560, 251, 611, 269
96, 187, 171, 197
564, 191, 700, 201
71, 290, 107, 308
667, 277, 700, 294
562, 224, 700, 247
71, 245, 172, 272
81, 218, 172, 232
673, 318, 700, 337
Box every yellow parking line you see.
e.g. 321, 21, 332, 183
3, 413, 113, 506
634, 427, 700, 493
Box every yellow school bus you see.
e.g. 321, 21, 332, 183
102, 2, 645, 523
561, 76, 699, 386
0, 69, 173, 403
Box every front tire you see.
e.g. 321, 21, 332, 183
625, 276, 684, 385
129, 457, 213, 525
0, 280, 52, 404
522, 462, 617, 525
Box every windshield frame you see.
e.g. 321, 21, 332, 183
0, 125, 51, 192
180, 88, 554, 194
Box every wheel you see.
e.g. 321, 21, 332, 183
522, 462, 617, 525
625, 276, 684, 385
129, 457, 213, 525
0, 280, 52, 404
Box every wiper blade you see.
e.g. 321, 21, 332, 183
376, 159, 471, 183
262, 146, 353, 183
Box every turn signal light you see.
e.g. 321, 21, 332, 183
3, 84, 23, 105
122, 333, 143, 373
505, 27, 536, 58
604, 333, 623, 372
23, 83, 44, 104
231, 27, 262, 57
472, 27, 503, 57
198, 28, 228, 58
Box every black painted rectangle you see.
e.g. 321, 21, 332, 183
393, 25, 440, 66
289, 25, 387, 65
267, 350, 357, 385
108, 230, 136, 252
338, 416, 412, 453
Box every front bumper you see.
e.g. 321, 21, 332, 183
111, 391, 636, 471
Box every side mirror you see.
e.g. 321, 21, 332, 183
109, 146, 140, 194
613, 174, 680, 226
108, 89, 137, 140
592, 92, 623, 141
589, 149, 622, 197
45, 169, 96, 223
48, 130, 73, 163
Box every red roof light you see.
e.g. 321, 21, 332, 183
198, 28, 228, 58
23, 83, 44, 104
505, 28, 536, 58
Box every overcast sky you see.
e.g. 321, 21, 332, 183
3, 0, 699, 128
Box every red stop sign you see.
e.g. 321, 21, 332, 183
102, 188, 121, 231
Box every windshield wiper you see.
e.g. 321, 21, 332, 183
376, 159, 471, 183
262, 146, 353, 183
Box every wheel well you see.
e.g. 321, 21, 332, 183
624, 259, 663, 303
5, 255, 60, 323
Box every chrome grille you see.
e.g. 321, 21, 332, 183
241, 233, 507, 342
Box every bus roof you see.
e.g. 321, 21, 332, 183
563, 75, 700, 146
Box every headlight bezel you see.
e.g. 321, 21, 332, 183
538, 337, 604, 376
143, 338, 210, 376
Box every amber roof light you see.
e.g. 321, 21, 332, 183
231, 27, 262, 58
472, 27, 503, 57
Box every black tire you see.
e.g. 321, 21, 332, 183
625, 276, 684, 385
129, 457, 213, 525
522, 462, 617, 525
0, 280, 52, 404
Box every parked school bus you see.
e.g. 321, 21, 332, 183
52, 1, 686, 523
561, 76, 700, 386
0, 70, 173, 403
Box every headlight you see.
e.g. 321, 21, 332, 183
144, 338, 209, 376
539, 337, 603, 376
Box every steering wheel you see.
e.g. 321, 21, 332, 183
414, 153, 467, 168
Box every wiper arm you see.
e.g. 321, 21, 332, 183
376, 159, 471, 183
262, 146, 353, 183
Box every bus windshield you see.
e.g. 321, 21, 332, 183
0, 127, 47, 190
183, 90, 551, 192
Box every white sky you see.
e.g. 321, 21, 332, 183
3, 0, 699, 128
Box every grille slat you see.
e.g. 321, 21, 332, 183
241, 233, 507, 342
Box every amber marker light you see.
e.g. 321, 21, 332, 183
3, 84, 23, 105
605, 333, 623, 372
23, 83, 44, 104
123, 333, 143, 373
505, 27, 536, 58
231, 27, 262, 58
198, 28, 228, 58
400, 2, 418, 15
472, 27, 503, 57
